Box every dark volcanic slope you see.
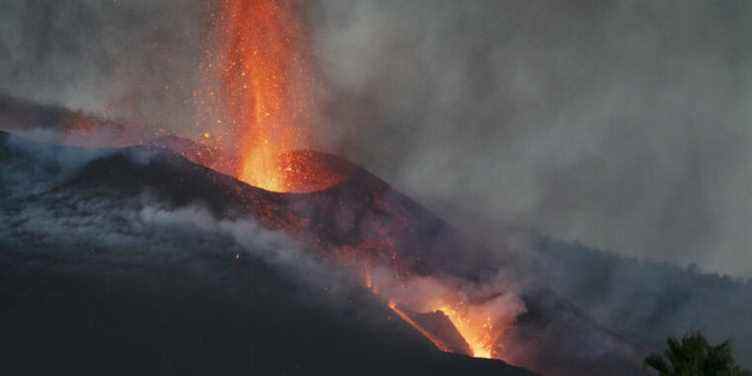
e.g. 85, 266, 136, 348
0, 131, 533, 376
0, 129, 650, 375
0, 246, 531, 376
528, 237, 752, 369
0, 94, 129, 145
3, 98, 750, 373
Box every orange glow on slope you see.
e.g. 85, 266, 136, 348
362, 267, 512, 360
388, 301, 452, 353
431, 304, 497, 359
215, 0, 314, 192
207, 0, 514, 361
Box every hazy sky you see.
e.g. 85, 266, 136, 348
1, 0, 750, 276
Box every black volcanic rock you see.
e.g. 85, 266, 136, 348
4, 98, 751, 373
405, 308, 474, 357
0, 248, 535, 376
0, 94, 70, 132
0, 94, 130, 146
0, 130, 649, 375
147, 134, 225, 170
0, 130, 535, 376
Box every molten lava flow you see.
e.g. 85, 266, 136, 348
202, 0, 515, 361
394, 299, 499, 359
388, 301, 452, 353
430, 304, 496, 359
361, 266, 517, 360
213, 0, 315, 192
381, 289, 503, 358
276, 150, 352, 193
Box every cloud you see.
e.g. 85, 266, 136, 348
0, 0, 205, 133
1, 0, 750, 276
309, 0, 752, 276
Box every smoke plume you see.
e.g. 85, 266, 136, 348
2, 0, 750, 275
308, 0, 752, 276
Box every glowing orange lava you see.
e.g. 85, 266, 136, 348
365, 270, 511, 360
388, 301, 452, 353
215, 0, 314, 192
430, 303, 497, 359
208, 0, 511, 362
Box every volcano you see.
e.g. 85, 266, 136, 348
4, 99, 749, 376
0, 95, 658, 375
0, 94, 651, 374
0, 127, 537, 376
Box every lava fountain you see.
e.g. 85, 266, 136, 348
203, 0, 517, 363
212, 0, 316, 192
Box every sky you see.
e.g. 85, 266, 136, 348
1, 0, 750, 276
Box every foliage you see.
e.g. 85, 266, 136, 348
645, 332, 750, 375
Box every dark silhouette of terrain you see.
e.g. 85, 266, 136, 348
0, 246, 533, 376
0, 129, 639, 375
0, 129, 534, 375
3, 96, 751, 373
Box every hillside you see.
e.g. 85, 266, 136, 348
0, 130, 534, 375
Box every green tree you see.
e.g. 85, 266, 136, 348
645, 331, 750, 375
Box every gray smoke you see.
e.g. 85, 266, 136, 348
0, 0, 206, 133
0, 135, 352, 302
309, 0, 752, 276
1, 0, 751, 276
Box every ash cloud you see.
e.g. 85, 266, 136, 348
1, 0, 751, 276
309, 0, 752, 276
304, 2, 752, 363
0, 0, 206, 134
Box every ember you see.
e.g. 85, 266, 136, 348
200, 0, 517, 363
211, 0, 316, 192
